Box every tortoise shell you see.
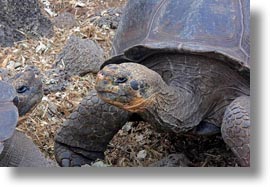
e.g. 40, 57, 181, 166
102, 0, 250, 74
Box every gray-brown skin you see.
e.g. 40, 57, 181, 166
0, 70, 57, 167
54, 0, 250, 167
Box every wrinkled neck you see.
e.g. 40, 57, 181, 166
139, 81, 202, 133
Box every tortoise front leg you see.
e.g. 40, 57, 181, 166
221, 96, 250, 167
54, 90, 130, 167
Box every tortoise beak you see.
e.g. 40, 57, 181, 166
13, 96, 19, 107
96, 71, 105, 80
95, 70, 114, 92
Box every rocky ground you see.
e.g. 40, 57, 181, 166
0, 0, 238, 167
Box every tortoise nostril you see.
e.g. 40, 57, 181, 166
97, 72, 105, 80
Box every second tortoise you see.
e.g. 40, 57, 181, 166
0, 69, 56, 167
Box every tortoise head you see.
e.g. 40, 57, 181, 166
0, 70, 42, 151
10, 70, 43, 116
95, 63, 163, 113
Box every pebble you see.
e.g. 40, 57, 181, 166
137, 150, 147, 159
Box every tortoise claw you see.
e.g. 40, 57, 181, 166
54, 142, 94, 167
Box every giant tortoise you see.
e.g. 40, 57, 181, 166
55, 0, 250, 167
0, 69, 56, 167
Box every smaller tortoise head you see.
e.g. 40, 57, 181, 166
95, 63, 163, 112
10, 70, 43, 116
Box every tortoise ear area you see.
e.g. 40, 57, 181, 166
138, 82, 152, 98
130, 80, 139, 90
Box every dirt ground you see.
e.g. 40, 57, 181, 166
0, 0, 238, 167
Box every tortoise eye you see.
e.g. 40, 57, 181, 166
115, 77, 127, 84
17, 86, 29, 93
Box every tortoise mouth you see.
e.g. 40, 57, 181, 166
17, 92, 43, 116
96, 80, 150, 112
97, 90, 149, 113
96, 90, 129, 105
96, 89, 118, 95
95, 75, 131, 104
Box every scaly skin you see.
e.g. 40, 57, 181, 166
221, 96, 250, 167
54, 90, 129, 167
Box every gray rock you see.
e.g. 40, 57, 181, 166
0, 0, 53, 47
0, 24, 25, 47
55, 35, 104, 76
92, 8, 123, 29
24, 65, 42, 77
43, 68, 69, 95
0, 68, 10, 81
53, 12, 78, 29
